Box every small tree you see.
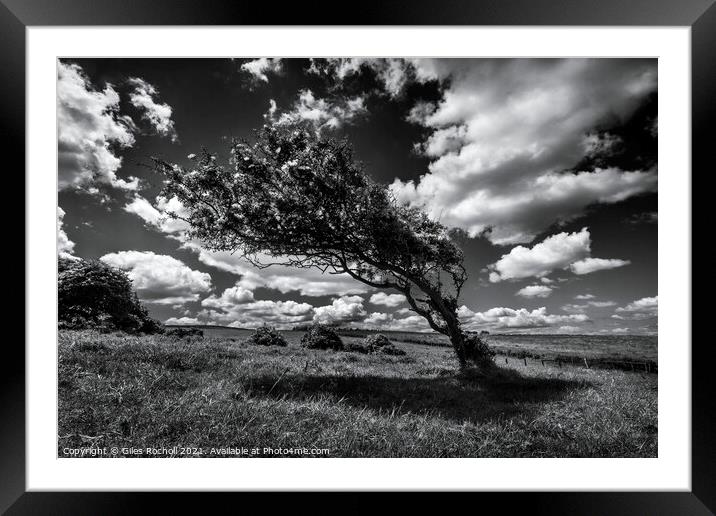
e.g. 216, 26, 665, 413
58, 257, 162, 333
154, 125, 493, 369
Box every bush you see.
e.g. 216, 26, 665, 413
463, 334, 496, 367
246, 326, 287, 347
58, 257, 163, 334
301, 324, 343, 350
166, 327, 204, 339
345, 343, 370, 354
363, 334, 392, 349
377, 344, 406, 356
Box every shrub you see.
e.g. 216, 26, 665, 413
463, 334, 496, 367
58, 257, 163, 334
166, 327, 204, 339
376, 344, 407, 356
301, 324, 343, 350
246, 326, 287, 347
363, 334, 392, 349
345, 343, 370, 354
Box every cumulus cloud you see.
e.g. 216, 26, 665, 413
313, 295, 366, 325
562, 300, 617, 313
515, 285, 553, 298
613, 296, 658, 320
489, 228, 591, 282
57, 207, 77, 259
569, 258, 631, 275
100, 250, 212, 306
266, 90, 367, 133
165, 316, 201, 325
199, 284, 314, 328
391, 58, 658, 244
369, 292, 406, 307
240, 58, 283, 83
308, 58, 437, 98
575, 294, 596, 300
123, 194, 190, 236
488, 227, 631, 282
181, 241, 369, 297
58, 61, 138, 192
128, 77, 178, 142
58, 62, 177, 195
459, 305, 589, 330
360, 312, 431, 332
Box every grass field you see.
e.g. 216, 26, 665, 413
186, 326, 658, 371
58, 329, 657, 458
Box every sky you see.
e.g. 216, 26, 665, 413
57, 58, 658, 335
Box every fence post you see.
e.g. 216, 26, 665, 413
583, 357, 589, 369
505, 357, 508, 364
523, 357, 527, 366
541, 360, 545, 367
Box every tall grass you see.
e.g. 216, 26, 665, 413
58, 330, 657, 458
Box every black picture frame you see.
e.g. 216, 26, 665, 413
3, 0, 711, 512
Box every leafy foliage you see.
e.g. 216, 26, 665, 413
154, 124, 492, 368
301, 324, 344, 351
363, 334, 392, 349
58, 257, 163, 334
247, 325, 288, 347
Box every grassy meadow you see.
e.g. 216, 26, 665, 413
58, 328, 657, 458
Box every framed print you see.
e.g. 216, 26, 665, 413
4, 0, 712, 512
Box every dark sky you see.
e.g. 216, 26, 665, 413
57, 58, 658, 334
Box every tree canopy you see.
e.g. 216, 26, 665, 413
155, 124, 492, 367
58, 257, 162, 334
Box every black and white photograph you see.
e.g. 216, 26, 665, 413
57, 57, 658, 459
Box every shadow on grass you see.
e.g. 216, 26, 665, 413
245, 367, 589, 424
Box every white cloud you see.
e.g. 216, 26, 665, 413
569, 257, 631, 275
181, 241, 369, 297
562, 300, 617, 313
488, 227, 631, 282
369, 292, 406, 307
240, 58, 283, 83
515, 285, 553, 298
123, 194, 190, 236
57, 207, 77, 259
201, 284, 255, 308
128, 77, 178, 142
57, 61, 138, 192
575, 294, 595, 300
267, 90, 367, 133
391, 58, 658, 244
613, 296, 658, 320
198, 285, 314, 329
489, 228, 591, 282
359, 312, 431, 332
313, 295, 366, 325
459, 305, 589, 330
309, 58, 427, 98
165, 316, 201, 325
100, 250, 212, 306
556, 325, 582, 334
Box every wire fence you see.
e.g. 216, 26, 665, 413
499, 353, 657, 374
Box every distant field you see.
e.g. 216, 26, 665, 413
173, 325, 658, 372
59, 329, 657, 458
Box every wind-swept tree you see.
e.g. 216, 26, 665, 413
154, 125, 493, 369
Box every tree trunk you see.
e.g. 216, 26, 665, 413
448, 329, 468, 370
